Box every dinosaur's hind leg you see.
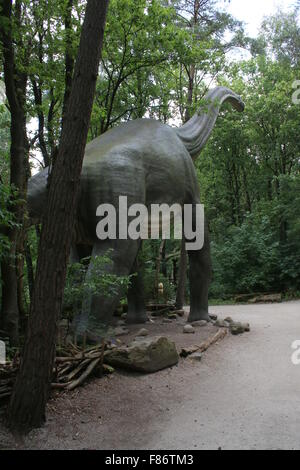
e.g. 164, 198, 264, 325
186, 206, 212, 323
74, 239, 140, 342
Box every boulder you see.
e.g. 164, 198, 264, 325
104, 336, 179, 373
183, 324, 195, 334
224, 317, 234, 324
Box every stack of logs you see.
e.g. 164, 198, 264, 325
0, 342, 114, 406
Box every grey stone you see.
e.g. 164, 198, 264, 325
192, 320, 207, 327
224, 316, 234, 324
189, 352, 203, 362
136, 328, 149, 337
230, 322, 250, 335
104, 336, 179, 373
117, 320, 126, 327
183, 324, 195, 334
215, 319, 230, 328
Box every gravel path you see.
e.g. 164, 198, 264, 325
146, 301, 300, 450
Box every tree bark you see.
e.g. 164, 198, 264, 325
62, 0, 75, 124
7, 0, 110, 433
0, 0, 28, 346
24, 241, 34, 302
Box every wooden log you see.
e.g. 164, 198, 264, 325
51, 382, 70, 389
66, 357, 101, 391
55, 356, 80, 363
64, 357, 92, 382
180, 328, 227, 358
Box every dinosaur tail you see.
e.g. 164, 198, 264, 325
176, 86, 244, 159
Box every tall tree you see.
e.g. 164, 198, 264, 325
8, 0, 110, 433
0, 0, 30, 345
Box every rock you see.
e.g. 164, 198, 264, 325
215, 319, 230, 328
136, 328, 149, 337
173, 309, 185, 317
104, 336, 179, 373
121, 313, 127, 320
117, 319, 126, 327
189, 352, 202, 362
183, 324, 195, 334
224, 317, 234, 324
230, 322, 250, 335
209, 314, 218, 321
114, 326, 129, 337
191, 320, 207, 327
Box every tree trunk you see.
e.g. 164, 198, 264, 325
62, 0, 75, 124
0, 0, 28, 346
24, 241, 34, 302
7, 0, 110, 434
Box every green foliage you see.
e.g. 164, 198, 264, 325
63, 251, 132, 317
198, 11, 300, 298
143, 268, 176, 304
139, 240, 177, 304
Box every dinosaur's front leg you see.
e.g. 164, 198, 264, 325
74, 239, 140, 342
126, 256, 147, 324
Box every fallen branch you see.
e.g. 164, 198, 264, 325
180, 328, 227, 358
67, 357, 101, 391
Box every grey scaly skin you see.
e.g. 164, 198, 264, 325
28, 87, 244, 340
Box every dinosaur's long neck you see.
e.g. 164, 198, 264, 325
176, 86, 244, 160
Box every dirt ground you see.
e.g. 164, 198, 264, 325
0, 310, 222, 450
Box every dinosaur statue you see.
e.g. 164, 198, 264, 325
28, 86, 244, 339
